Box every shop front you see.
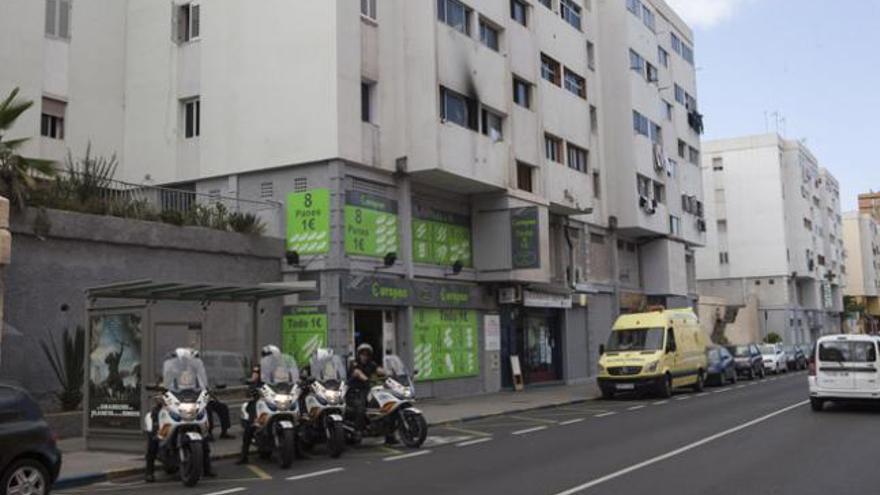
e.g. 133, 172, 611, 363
501, 289, 571, 387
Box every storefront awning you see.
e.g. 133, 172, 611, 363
86, 279, 316, 303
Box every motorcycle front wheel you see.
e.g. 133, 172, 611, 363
279, 429, 296, 469
179, 441, 203, 487
398, 411, 428, 448
328, 423, 345, 458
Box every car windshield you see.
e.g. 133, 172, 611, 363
819, 341, 877, 363
729, 346, 750, 357
758, 345, 777, 355
260, 353, 299, 385
606, 328, 664, 352
162, 355, 208, 393
708, 349, 720, 362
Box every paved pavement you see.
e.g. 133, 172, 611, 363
53, 370, 874, 495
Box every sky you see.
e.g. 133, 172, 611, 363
666, 0, 880, 212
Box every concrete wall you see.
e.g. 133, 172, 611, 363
1, 208, 284, 405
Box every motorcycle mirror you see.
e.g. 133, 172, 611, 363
413, 369, 419, 376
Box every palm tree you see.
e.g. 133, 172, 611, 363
0, 87, 55, 209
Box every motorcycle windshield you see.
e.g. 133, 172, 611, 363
384, 355, 410, 381
260, 353, 300, 386
310, 355, 347, 386
162, 355, 208, 393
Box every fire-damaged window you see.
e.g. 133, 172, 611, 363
440, 86, 478, 131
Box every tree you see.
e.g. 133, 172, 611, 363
0, 87, 56, 209
763, 332, 783, 344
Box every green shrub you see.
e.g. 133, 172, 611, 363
228, 211, 266, 235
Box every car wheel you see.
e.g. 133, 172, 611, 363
730, 368, 738, 384
692, 370, 705, 392
810, 397, 824, 412
600, 387, 615, 400
759, 366, 766, 379
2, 458, 50, 495
657, 374, 673, 398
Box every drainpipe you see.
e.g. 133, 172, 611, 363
395, 159, 414, 369
563, 218, 576, 290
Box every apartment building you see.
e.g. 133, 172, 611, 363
842, 210, 880, 331
696, 134, 845, 344
1, 0, 700, 397
859, 191, 880, 221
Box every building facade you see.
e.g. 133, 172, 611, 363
1, 0, 701, 397
696, 134, 845, 345
842, 210, 880, 332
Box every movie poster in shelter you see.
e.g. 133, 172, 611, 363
88, 313, 142, 430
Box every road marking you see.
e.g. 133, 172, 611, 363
696, 392, 709, 397
594, 412, 616, 418
442, 425, 493, 437
245, 464, 272, 480
376, 445, 405, 455
551, 400, 808, 495
508, 414, 558, 425
512, 426, 548, 435
748, 382, 758, 386
627, 405, 646, 411
735, 384, 746, 389
713, 388, 731, 394
286, 467, 345, 481
675, 396, 691, 401
201, 488, 247, 495
383, 450, 432, 462
652, 400, 668, 405
456, 437, 493, 447
559, 418, 586, 426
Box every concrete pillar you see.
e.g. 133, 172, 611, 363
0, 196, 9, 365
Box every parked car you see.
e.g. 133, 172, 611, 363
809, 334, 880, 411
0, 382, 62, 495
726, 344, 765, 380
782, 345, 807, 371
759, 344, 787, 374
706, 346, 737, 385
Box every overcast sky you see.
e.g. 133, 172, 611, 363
667, 0, 880, 212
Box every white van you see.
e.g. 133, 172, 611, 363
808, 334, 880, 411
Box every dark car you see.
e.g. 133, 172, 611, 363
707, 346, 737, 385
782, 344, 807, 371
725, 344, 765, 380
0, 383, 61, 495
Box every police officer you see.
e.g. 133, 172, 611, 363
349, 343, 397, 445
235, 345, 279, 464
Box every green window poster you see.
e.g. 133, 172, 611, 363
286, 189, 330, 254
510, 206, 540, 269
412, 205, 472, 267
344, 191, 399, 257
412, 308, 479, 381
281, 306, 328, 367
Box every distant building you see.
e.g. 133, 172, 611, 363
858, 191, 880, 222
843, 210, 880, 332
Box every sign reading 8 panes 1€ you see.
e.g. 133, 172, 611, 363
412, 308, 478, 381
412, 204, 472, 266
286, 189, 330, 254
344, 191, 399, 257
281, 306, 328, 367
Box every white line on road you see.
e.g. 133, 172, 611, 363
201, 488, 247, 495
559, 418, 586, 426
674, 396, 691, 401
383, 450, 432, 462
551, 400, 809, 495
286, 467, 345, 481
594, 412, 616, 418
713, 388, 731, 394
627, 405, 646, 411
652, 400, 668, 405
696, 392, 709, 397
736, 384, 746, 389
512, 426, 548, 435
456, 437, 493, 447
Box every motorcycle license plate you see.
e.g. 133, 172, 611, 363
185, 432, 202, 441
616, 383, 635, 390
279, 420, 294, 429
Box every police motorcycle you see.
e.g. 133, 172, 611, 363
347, 354, 428, 448
240, 348, 300, 468
144, 350, 211, 487
298, 349, 348, 458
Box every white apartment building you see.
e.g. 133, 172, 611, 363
696, 134, 845, 344
842, 210, 880, 329
1, 0, 700, 396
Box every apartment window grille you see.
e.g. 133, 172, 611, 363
174, 3, 200, 43
479, 19, 500, 51
360, 0, 377, 20
567, 143, 588, 173
563, 69, 586, 98
513, 77, 532, 108
440, 86, 478, 130
438, 0, 471, 35
40, 97, 66, 140
545, 134, 563, 163
293, 178, 308, 193
560, 0, 582, 30
45, 0, 71, 39
541, 53, 561, 86
517, 162, 534, 193
182, 97, 200, 138
511, 0, 528, 26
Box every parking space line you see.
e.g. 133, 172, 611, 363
456, 437, 493, 447
202, 488, 247, 495
627, 405, 646, 411
383, 450, 432, 462
507, 414, 559, 425
512, 426, 548, 435
594, 412, 616, 418
286, 467, 345, 481
652, 400, 668, 405
559, 418, 586, 426
441, 425, 494, 437
245, 464, 272, 480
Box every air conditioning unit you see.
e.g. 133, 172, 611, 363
498, 286, 521, 304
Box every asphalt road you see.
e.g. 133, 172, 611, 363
57, 369, 880, 495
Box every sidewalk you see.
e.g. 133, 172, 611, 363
56, 381, 600, 489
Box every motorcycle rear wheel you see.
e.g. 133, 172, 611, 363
399, 411, 428, 448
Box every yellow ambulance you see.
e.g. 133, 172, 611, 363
597, 307, 709, 399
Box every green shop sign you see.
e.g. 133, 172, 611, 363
340, 275, 485, 309
412, 203, 472, 267
281, 306, 328, 367
510, 206, 541, 269
412, 308, 479, 381
286, 189, 330, 254
344, 191, 399, 258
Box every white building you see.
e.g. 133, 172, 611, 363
696, 134, 845, 344
842, 210, 880, 329
2, 0, 701, 395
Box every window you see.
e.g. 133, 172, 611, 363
663, 100, 673, 121
40, 97, 65, 140
592, 171, 601, 198
45, 0, 71, 39
175, 3, 200, 43
481, 108, 504, 142
716, 219, 727, 232
513, 77, 532, 108
545, 134, 563, 163
567, 143, 588, 173
632, 110, 649, 137
626, 0, 642, 17
649, 122, 662, 144
479, 19, 500, 51
712, 157, 723, 171
260, 182, 274, 199
360, 0, 377, 20
669, 215, 681, 236
677, 139, 687, 158
517, 162, 534, 193
685, 93, 697, 112
591, 233, 605, 244
674, 84, 685, 104
681, 44, 695, 65
560, 0, 582, 30
641, 5, 655, 31
719, 252, 730, 265
563, 69, 586, 98
653, 181, 665, 204
688, 146, 700, 165
586, 41, 596, 70
637, 174, 651, 197
361, 81, 375, 123
658, 46, 669, 68
667, 158, 677, 178
182, 97, 200, 138
629, 49, 645, 73
438, 0, 471, 35
645, 62, 658, 83
590, 105, 598, 133
538, 0, 552, 8
671, 32, 682, 55
440, 86, 477, 130
541, 53, 561, 86
511, 0, 528, 26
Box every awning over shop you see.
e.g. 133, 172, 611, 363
87, 279, 315, 303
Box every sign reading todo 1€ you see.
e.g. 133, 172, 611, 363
286, 189, 331, 254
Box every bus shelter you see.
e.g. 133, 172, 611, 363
83, 279, 315, 451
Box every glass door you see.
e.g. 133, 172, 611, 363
519, 310, 562, 384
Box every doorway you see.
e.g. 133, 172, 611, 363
516, 309, 562, 384
353, 309, 396, 358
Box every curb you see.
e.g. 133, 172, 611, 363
429, 393, 599, 426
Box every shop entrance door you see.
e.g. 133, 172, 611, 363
517, 310, 562, 384
353, 309, 396, 358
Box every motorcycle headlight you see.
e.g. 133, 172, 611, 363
322, 389, 342, 405
179, 403, 199, 421
644, 361, 659, 373
386, 379, 413, 399
274, 394, 292, 411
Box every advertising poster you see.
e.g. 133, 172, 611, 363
88, 313, 142, 430
286, 188, 331, 255
344, 191, 399, 257
412, 308, 479, 381
281, 306, 328, 367
510, 207, 541, 269
412, 204, 472, 267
